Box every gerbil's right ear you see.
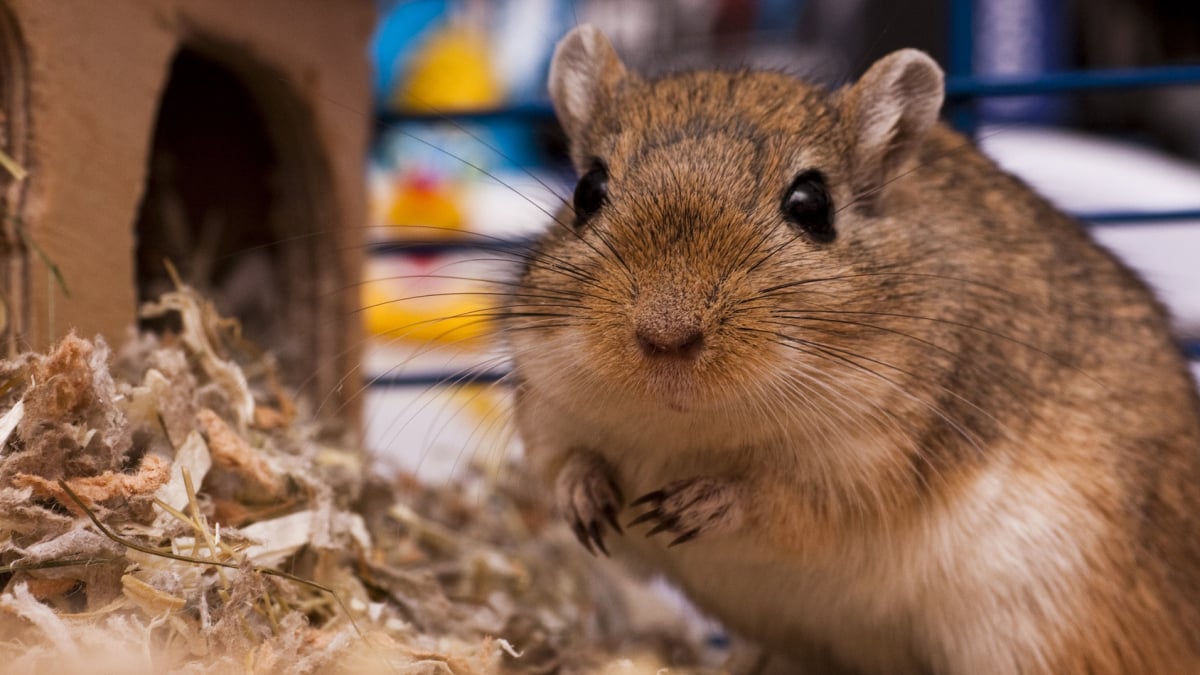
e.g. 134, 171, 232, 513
842, 49, 944, 198
549, 25, 629, 160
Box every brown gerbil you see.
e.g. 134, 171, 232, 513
505, 24, 1200, 675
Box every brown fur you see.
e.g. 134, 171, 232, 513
506, 25, 1200, 675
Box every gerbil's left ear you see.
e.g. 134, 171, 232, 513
843, 49, 944, 193
548, 25, 629, 163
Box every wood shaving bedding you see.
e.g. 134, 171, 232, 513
0, 286, 717, 674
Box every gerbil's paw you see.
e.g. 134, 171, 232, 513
556, 452, 624, 556
628, 477, 744, 547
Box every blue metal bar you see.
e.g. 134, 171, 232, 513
377, 61, 1200, 122
946, 65, 1200, 99
1083, 209, 1200, 225
948, 0, 975, 78
378, 101, 556, 125
367, 236, 539, 257
1186, 340, 1200, 361
947, 0, 978, 134
369, 370, 510, 388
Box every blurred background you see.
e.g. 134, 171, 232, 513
360, 0, 1200, 478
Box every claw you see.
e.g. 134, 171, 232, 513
622, 477, 740, 547
631, 490, 666, 507
668, 529, 701, 547
608, 478, 624, 505
603, 505, 623, 534
588, 520, 610, 556
646, 519, 676, 538
626, 510, 659, 529
571, 519, 596, 555
557, 453, 626, 555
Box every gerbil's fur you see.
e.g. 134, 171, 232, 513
506, 25, 1200, 675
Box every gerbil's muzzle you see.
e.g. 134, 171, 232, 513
633, 287, 705, 360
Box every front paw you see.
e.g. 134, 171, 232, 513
628, 477, 744, 546
556, 452, 624, 556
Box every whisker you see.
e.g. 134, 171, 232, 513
386, 127, 630, 283
757, 271, 1021, 303
772, 307, 1100, 387
737, 327, 993, 457
398, 91, 576, 213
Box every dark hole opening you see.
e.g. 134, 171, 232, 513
135, 48, 285, 349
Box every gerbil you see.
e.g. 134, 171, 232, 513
505, 25, 1200, 675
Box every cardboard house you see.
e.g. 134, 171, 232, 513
0, 0, 374, 429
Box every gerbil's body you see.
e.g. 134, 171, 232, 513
506, 26, 1200, 674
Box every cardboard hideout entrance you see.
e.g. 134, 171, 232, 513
0, 0, 373, 429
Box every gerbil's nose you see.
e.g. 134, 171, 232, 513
634, 315, 705, 359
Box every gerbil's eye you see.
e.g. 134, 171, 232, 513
782, 170, 834, 243
573, 164, 609, 225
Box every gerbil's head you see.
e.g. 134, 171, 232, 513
510, 25, 945, 418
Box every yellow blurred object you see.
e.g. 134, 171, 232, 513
395, 24, 503, 112
386, 174, 465, 236
362, 278, 493, 344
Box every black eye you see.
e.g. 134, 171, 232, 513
573, 164, 609, 225
782, 170, 834, 243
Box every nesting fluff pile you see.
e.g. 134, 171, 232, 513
0, 287, 714, 674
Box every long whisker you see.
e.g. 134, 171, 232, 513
314, 302, 573, 415
366, 237, 603, 288
397, 92, 575, 212
384, 127, 635, 283
737, 326, 995, 456
757, 271, 1021, 303
773, 307, 1101, 388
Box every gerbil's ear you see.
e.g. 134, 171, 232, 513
548, 25, 628, 154
843, 49, 944, 194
